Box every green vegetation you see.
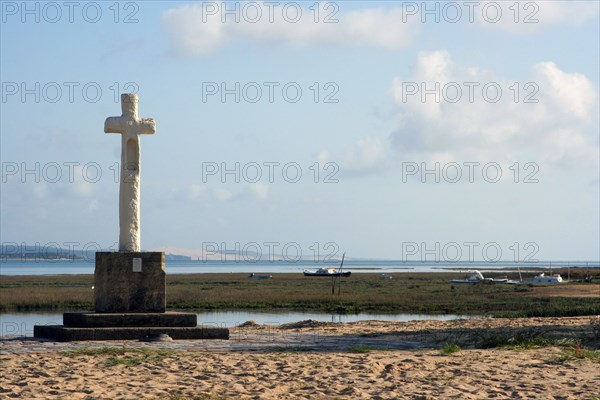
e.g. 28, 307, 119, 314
63, 347, 130, 356
493, 303, 600, 318
165, 393, 230, 400
474, 328, 598, 354
1, 273, 599, 317
551, 345, 600, 364
476, 329, 556, 349
502, 335, 555, 350
270, 345, 313, 352
463, 328, 600, 362
348, 344, 387, 353
440, 343, 461, 355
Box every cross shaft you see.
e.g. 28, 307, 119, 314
104, 93, 156, 252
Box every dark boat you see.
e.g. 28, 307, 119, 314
248, 273, 272, 280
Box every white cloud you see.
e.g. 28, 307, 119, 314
187, 183, 206, 200
533, 61, 597, 120
161, 3, 418, 56
390, 50, 599, 170
342, 136, 389, 173
72, 179, 94, 197
318, 135, 390, 178
188, 183, 270, 203
213, 188, 233, 201
248, 182, 269, 201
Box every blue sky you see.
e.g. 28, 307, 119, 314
1, 1, 599, 262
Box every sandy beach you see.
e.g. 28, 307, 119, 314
1, 316, 599, 399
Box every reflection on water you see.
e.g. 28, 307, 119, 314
0, 311, 473, 337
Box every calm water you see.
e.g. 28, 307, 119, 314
2, 259, 595, 276
0, 311, 473, 337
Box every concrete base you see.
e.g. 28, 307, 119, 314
34, 312, 229, 341
63, 312, 197, 328
95, 252, 165, 313
34, 325, 229, 342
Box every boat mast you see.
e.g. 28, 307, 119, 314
338, 252, 345, 296
332, 252, 346, 295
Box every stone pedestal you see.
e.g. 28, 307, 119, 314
33, 251, 229, 341
95, 252, 165, 313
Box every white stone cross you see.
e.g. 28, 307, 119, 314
104, 93, 156, 252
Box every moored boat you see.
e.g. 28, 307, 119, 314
531, 272, 563, 284
303, 253, 350, 277
450, 270, 507, 284
303, 268, 351, 277
450, 270, 485, 284
507, 272, 565, 285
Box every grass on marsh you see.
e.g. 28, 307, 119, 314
2, 273, 599, 317
0, 274, 94, 311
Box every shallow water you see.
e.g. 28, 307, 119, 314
2, 259, 588, 276
0, 311, 472, 337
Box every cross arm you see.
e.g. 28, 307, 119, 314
104, 116, 125, 134
139, 118, 156, 135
